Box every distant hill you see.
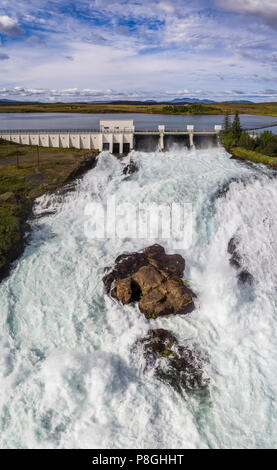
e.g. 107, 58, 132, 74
0, 99, 40, 104
0, 98, 253, 105
170, 98, 216, 104
221, 100, 253, 103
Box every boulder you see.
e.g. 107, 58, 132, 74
123, 160, 139, 175
227, 236, 254, 285
103, 244, 195, 318
238, 270, 254, 285
135, 329, 209, 393
227, 237, 242, 269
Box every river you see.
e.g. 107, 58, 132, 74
0, 112, 277, 133
0, 145, 276, 448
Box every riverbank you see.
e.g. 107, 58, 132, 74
230, 147, 277, 169
1, 101, 277, 117
0, 139, 98, 282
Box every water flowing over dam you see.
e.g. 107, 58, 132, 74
0, 145, 277, 448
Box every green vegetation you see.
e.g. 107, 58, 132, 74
1, 101, 277, 116
0, 139, 98, 280
221, 111, 277, 156
213, 101, 277, 117
220, 111, 277, 168
162, 104, 219, 114
230, 147, 277, 168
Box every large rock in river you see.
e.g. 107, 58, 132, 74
134, 329, 209, 393
228, 236, 254, 286
103, 244, 196, 318
122, 159, 139, 175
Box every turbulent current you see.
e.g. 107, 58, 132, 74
0, 146, 277, 449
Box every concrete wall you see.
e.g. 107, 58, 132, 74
0, 131, 134, 153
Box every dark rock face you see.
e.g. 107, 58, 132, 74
65, 154, 98, 182
135, 329, 209, 393
123, 160, 139, 175
238, 270, 254, 285
228, 237, 254, 285
103, 244, 195, 318
227, 237, 242, 269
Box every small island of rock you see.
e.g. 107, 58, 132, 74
103, 244, 195, 319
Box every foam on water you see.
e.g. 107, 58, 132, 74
0, 146, 277, 448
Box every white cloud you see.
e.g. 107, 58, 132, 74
215, 0, 277, 28
0, 1, 276, 101
157, 1, 176, 14
1, 85, 277, 103
0, 15, 22, 35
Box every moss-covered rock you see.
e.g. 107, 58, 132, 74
135, 329, 209, 394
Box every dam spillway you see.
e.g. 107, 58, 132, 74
0, 119, 222, 153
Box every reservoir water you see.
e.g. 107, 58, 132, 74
0, 146, 277, 448
0, 112, 277, 133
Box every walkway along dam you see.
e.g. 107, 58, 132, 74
0, 120, 223, 153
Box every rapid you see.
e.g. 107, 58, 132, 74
0, 145, 277, 449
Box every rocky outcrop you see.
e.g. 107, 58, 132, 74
103, 244, 195, 318
65, 154, 98, 182
123, 160, 139, 175
135, 329, 209, 393
228, 236, 254, 285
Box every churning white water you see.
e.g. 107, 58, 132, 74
0, 146, 277, 449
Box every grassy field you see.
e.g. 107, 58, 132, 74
231, 147, 277, 168
1, 101, 277, 116
0, 139, 98, 280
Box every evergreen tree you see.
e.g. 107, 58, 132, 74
223, 111, 231, 134
231, 112, 242, 142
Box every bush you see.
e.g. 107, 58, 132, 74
238, 132, 256, 150
261, 141, 277, 157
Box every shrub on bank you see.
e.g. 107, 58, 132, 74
231, 147, 277, 168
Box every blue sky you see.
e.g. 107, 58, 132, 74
0, 0, 276, 102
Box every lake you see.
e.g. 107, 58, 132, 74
0, 112, 277, 133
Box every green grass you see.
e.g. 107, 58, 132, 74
0, 174, 33, 195
1, 101, 277, 116
231, 147, 277, 168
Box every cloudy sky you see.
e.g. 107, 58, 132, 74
0, 0, 276, 102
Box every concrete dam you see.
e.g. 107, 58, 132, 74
0, 120, 223, 153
